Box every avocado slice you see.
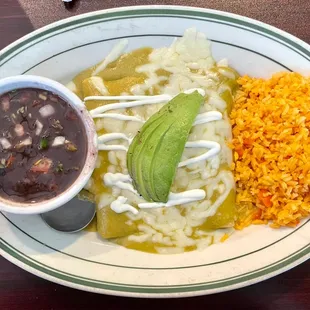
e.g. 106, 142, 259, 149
127, 91, 204, 202
131, 117, 167, 201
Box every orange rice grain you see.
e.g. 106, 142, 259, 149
231, 72, 310, 228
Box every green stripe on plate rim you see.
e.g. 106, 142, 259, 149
1, 7, 310, 67
22, 36, 292, 74
1, 238, 309, 294
2, 211, 308, 270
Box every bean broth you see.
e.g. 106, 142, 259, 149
0, 88, 87, 202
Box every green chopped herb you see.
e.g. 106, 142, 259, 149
17, 106, 26, 115
39, 138, 49, 150
65, 141, 77, 152
64, 166, 80, 174
55, 162, 64, 173
51, 119, 63, 130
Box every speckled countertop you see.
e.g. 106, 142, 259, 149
18, 0, 310, 43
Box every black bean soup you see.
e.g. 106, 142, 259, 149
0, 88, 87, 202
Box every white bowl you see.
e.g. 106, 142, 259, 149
0, 75, 98, 214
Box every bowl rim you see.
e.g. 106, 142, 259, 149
0, 75, 98, 214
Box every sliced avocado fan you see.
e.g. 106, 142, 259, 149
127, 91, 204, 203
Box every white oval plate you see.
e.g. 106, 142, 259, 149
0, 5, 309, 298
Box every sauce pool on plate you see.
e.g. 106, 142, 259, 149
0, 88, 87, 203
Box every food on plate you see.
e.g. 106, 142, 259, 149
65, 27, 309, 254
69, 28, 238, 253
0, 88, 87, 202
127, 91, 205, 203
231, 72, 310, 228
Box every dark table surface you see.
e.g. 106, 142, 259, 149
0, 0, 309, 309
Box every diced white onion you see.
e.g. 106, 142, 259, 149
38, 93, 47, 100
19, 137, 32, 146
0, 138, 11, 149
39, 104, 55, 118
52, 136, 65, 146
1, 97, 9, 112
14, 124, 24, 137
35, 120, 43, 135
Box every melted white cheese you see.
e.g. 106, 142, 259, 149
86, 90, 223, 215
85, 27, 235, 250
92, 39, 128, 76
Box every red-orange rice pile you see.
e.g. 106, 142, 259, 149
231, 72, 310, 229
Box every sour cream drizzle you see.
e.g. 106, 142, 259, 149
88, 95, 171, 116
104, 172, 206, 214
97, 133, 132, 151
85, 88, 222, 214
86, 89, 222, 165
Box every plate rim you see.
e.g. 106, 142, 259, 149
1, 5, 310, 63
1, 239, 309, 298
0, 5, 309, 297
